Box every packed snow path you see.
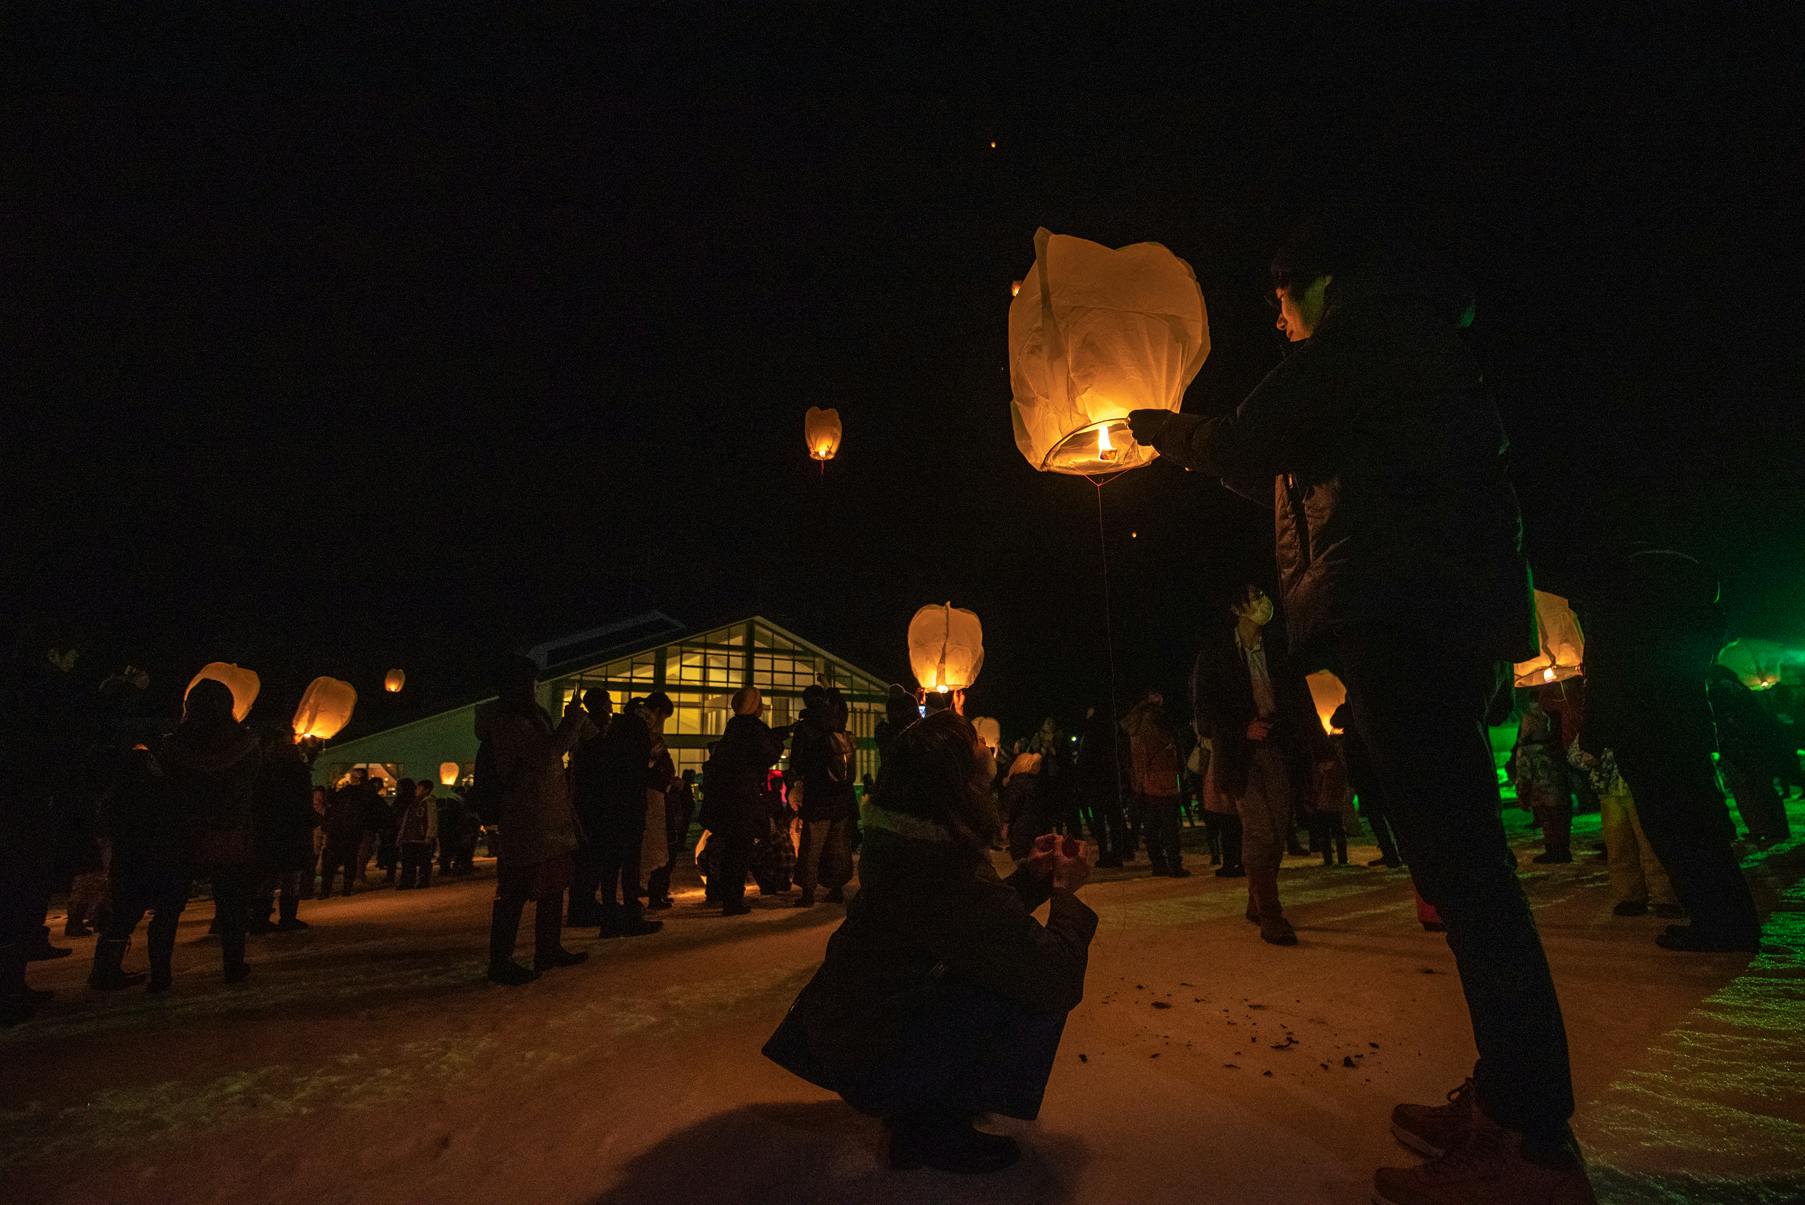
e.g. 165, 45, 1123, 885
5, 803, 1802, 1205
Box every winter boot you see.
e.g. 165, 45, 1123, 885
888, 1112, 1021, 1174
276, 894, 309, 931
487, 898, 537, 985
64, 916, 94, 939
88, 937, 147, 991
533, 900, 588, 972
1373, 1115, 1596, 1205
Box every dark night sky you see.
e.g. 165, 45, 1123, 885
6, 7, 1803, 738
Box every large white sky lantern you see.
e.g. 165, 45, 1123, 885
292, 676, 359, 742
909, 602, 985, 694
972, 716, 1002, 751
1512, 590, 1586, 687
186, 662, 261, 724
1717, 638, 1793, 691
1009, 227, 1210, 476
1305, 671, 1348, 734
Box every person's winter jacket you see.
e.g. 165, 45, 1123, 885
791, 706, 854, 822
103, 745, 188, 874
161, 717, 262, 869
1121, 701, 1181, 799
708, 713, 786, 837
253, 751, 320, 872
1074, 710, 1120, 802
325, 784, 366, 841
588, 706, 663, 844
489, 702, 585, 869
1144, 269, 1534, 665
764, 799, 1097, 1093
1190, 622, 1319, 803
396, 790, 439, 845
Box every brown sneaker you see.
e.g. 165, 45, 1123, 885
1390, 1078, 1476, 1158
1372, 1125, 1597, 1205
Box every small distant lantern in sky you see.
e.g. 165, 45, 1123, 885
1305, 671, 1348, 734
292, 676, 358, 742
1717, 638, 1789, 691
186, 662, 261, 724
909, 602, 985, 695
1009, 227, 1210, 477
384, 668, 406, 694
1512, 591, 1585, 688
804, 406, 843, 462
439, 761, 461, 787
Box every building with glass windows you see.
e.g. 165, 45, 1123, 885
311, 615, 891, 789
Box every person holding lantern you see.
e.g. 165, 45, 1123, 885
1190, 584, 1318, 944
763, 710, 1096, 1174
1129, 211, 1593, 1203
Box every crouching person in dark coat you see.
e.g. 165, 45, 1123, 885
763, 709, 1097, 1174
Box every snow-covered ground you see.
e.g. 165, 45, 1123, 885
4, 803, 1802, 1205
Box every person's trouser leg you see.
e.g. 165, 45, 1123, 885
1237, 749, 1290, 920
212, 870, 252, 977
277, 872, 303, 925
1217, 812, 1243, 870
1624, 798, 1679, 908
797, 818, 825, 902
1363, 792, 1402, 864
1153, 798, 1184, 869
144, 877, 188, 992
718, 831, 752, 910
1617, 739, 1759, 939
1599, 793, 1648, 904
1729, 764, 1790, 841
489, 886, 528, 972
1336, 628, 1573, 1141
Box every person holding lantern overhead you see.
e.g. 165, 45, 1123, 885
1129, 209, 1593, 1204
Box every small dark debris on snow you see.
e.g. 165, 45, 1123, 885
1319, 1062, 1330, 1070
1248, 1003, 1266, 1010
1224, 1063, 1239, 1069
1150, 1053, 1160, 1059
1369, 1042, 1380, 1049
1135, 984, 1145, 990
1270, 1035, 1298, 1050
1078, 1054, 1088, 1063
1419, 968, 1440, 975
1343, 1056, 1358, 1068
1151, 1001, 1172, 1010
1262, 1070, 1273, 1078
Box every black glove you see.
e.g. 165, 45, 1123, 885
1126, 409, 1173, 446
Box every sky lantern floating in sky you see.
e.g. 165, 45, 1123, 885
804, 406, 842, 465
908, 602, 984, 695
384, 668, 406, 694
1512, 590, 1585, 687
186, 662, 260, 724
1717, 638, 1792, 691
1009, 227, 1209, 478
439, 761, 461, 787
292, 676, 358, 742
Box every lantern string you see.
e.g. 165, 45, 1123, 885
1086, 472, 1132, 945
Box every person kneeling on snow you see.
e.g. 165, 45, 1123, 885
763, 709, 1096, 1174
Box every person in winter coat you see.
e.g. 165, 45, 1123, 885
483, 655, 590, 985
567, 688, 614, 924
710, 687, 789, 915
320, 769, 369, 897
763, 709, 1096, 1175
1075, 704, 1127, 867
1578, 547, 1762, 952
792, 685, 855, 907
1512, 695, 1573, 863
1000, 747, 1046, 860
638, 705, 676, 910
587, 692, 673, 936
1122, 690, 1188, 878
1130, 210, 1588, 1200
250, 726, 319, 932
395, 778, 439, 889
160, 677, 261, 985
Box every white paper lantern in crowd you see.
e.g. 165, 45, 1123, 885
186, 662, 261, 724
1305, 671, 1348, 734
972, 716, 1002, 751
909, 602, 985, 694
1512, 591, 1585, 688
1717, 638, 1791, 691
805, 406, 843, 462
292, 676, 358, 742
1009, 227, 1209, 476
439, 761, 461, 787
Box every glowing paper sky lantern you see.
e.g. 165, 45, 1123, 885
1512, 590, 1586, 687
972, 716, 1002, 751
186, 662, 261, 724
804, 406, 842, 462
292, 676, 358, 742
384, 668, 406, 694
1717, 639, 1791, 691
1009, 227, 1209, 476
439, 761, 461, 787
1305, 671, 1348, 734
908, 602, 984, 694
